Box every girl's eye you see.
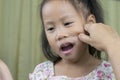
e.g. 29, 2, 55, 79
47, 27, 54, 31
64, 22, 73, 26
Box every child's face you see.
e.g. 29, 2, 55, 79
42, 1, 88, 61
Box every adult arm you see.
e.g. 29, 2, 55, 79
78, 23, 120, 79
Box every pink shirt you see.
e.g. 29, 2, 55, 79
29, 61, 116, 80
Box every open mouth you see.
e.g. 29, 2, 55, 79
60, 42, 74, 54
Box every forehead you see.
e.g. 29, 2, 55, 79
42, 0, 81, 19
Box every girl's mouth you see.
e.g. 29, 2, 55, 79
60, 42, 74, 55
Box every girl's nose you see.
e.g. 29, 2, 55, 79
55, 31, 69, 41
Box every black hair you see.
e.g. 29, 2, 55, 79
40, 0, 104, 63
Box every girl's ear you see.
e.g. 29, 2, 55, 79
87, 14, 96, 23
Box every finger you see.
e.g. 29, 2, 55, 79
84, 24, 91, 36
78, 33, 91, 44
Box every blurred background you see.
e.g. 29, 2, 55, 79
0, 0, 120, 80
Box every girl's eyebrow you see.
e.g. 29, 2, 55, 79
44, 22, 54, 29
59, 15, 75, 22
44, 20, 54, 29
44, 14, 74, 25
44, 14, 74, 24
44, 20, 54, 25
60, 14, 74, 20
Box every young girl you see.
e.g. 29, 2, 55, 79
29, 0, 120, 79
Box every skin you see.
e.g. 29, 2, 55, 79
42, 0, 101, 78
79, 23, 120, 79
0, 60, 13, 80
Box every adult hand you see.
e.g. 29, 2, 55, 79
78, 23, 120, 52
78, 23, 120, 79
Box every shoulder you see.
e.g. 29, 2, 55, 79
95, 60, 115, 79
0, 60, 13, 80
29, 61, 54, 80
34, 61, 53, 71
99, 61, 113, 72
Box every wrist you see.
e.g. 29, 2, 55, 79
105, 38, 120, 56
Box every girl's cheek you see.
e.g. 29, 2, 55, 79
69, 25, 85, 36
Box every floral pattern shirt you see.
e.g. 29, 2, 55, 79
29, 61, 116, 80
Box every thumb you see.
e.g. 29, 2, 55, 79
78, 33, 91, 44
